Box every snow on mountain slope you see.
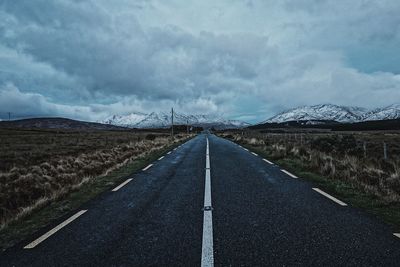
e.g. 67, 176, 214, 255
262, 103, 400, 124
101, 112, 147, 127
134, 112, 171, 128
99, 112, 249, 129
264, 104, 367, 123
363, 104, 400, 121
223, 119, 251, 127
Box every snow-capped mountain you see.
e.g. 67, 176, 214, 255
362, 104, 400, 121
101, 112, 147, 128
262, 104, 400, 124
263, 104, 367, 123
100, 112, 250, 129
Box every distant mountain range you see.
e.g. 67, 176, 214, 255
100, 111, 250, 129
2, 104, 399, 131
0, 117, 127, 130
262, 104, 400, 124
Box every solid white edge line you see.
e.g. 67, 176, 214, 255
201, 137, 214, 267
142, 164, 153, 171
112, 178, 133, 192
158, 156, 164, 160
251, 152, 258, 156
24, 210, 87, 249
243, 148, 249, 151
281, 169, 298, 179
263, 158, 273, 165
394, 233, 400, 239
312, 188, 347, 206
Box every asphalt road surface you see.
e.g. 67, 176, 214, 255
1, 133, 400, 266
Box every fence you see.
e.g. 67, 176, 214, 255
239, 131, 399, 161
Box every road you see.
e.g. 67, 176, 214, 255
1, 133, 400, 266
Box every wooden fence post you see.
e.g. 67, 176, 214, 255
383, 142, 388, 160
363, 141, 367, 158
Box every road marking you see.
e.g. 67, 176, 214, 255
24, 210, 87, 249
312, 188, 347, 206
204, 169, 211, 207
174, 148, 177, 150
158, 156, 164, 160
142, 164, 153, 171
167, 151, 171, 154
394, 233, 400, 239
201, 136, 214, 267
251, 152, 258, 156
263, 158, 274, 165
281, 169, 298, 179
112, 178, 133, 192
243, 148, 249, 151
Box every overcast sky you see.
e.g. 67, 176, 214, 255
1, 0, 400, 123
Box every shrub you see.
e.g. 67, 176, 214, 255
145, 134, 156, 141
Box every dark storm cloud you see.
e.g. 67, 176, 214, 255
1, 0, 400, 122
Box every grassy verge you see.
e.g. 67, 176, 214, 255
0, 137, 191, 251
232, 140, 400, 231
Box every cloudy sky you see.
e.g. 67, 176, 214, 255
1, 0, 400, 123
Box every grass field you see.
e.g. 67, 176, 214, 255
0, 128, 191, 229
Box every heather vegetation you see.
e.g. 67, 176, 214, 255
0, 128, 189, 228
220, 131, 400, 203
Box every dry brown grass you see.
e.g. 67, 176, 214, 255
0, 129, 189, 228
221, 131, 400, 203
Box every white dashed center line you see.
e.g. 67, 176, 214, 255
158, 156, 164, 160
312, 188, 347, 206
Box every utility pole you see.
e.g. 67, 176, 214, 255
8, 112, 11, 121
171, 107, 174, 138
